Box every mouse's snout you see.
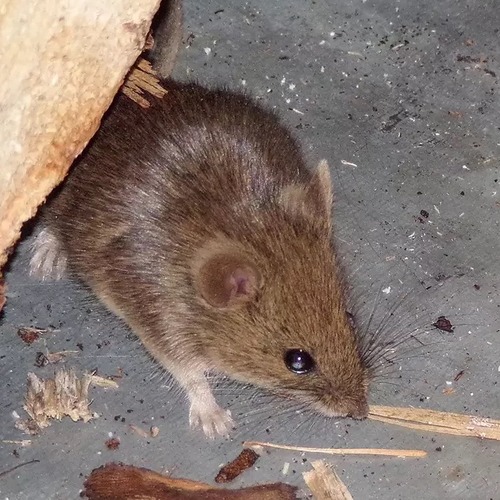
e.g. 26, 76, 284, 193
312, 379, 370, 421
346, 398, 369, 420
330, 394, 369, 420
312, 395, 369, 421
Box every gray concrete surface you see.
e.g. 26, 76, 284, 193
1, 0, 499, 498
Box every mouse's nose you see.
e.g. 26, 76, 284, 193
316, 386, 370, 419
346, 398, 369, 420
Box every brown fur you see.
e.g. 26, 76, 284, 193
31, 80, 369, 437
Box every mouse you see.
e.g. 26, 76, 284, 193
29, 78, 371, 438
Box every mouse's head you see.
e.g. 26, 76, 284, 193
190, 160, 370, 419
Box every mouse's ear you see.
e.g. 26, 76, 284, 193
311, 159, 333, 216
193, 250, 260, 309
280, 159, 333, 226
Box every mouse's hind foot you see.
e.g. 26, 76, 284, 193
29, 227, 67, 280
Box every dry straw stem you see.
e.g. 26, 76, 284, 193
369, 405, 500, 441
243, 442, 426, 458
2, 439, 32, 447
303, 460, 353, 500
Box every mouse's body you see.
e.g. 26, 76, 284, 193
30, 79, 370, 438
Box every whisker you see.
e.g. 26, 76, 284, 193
363, 283, 384, 338
362, 322, 430, 371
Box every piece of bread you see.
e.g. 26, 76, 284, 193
0, 0, 161, 310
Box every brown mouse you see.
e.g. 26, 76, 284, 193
29, 78, 371, 438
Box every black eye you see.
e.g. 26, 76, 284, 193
284, 349, 315, 374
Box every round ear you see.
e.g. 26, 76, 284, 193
279, 159, 333, 226
312, 159, 333, 215
194, 251, 260, 309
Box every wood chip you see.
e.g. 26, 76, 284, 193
368, 405, 500, 441
17, 326, 48, 345
105, 437, 120, 450
281, 462, 290, 475
243, 442, 426, 458
144, 32, 154, 50
82, 462, 298, 499
215, 449, 260, 483
15, 368, 96, 435
432, 315, 454, 333
122, 57, 167, 109
34, 350, 78, 367
129, 424, 149, 438
90, 374, 119, 389
303, 460, 353, 500
2, 439, 32, 447
129, 424, 160, 439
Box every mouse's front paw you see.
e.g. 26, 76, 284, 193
189, 400, 234, 439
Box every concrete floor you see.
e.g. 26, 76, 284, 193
1, 0, 499, 498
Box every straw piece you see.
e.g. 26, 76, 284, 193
303, 460, 353, 500
243, 441, 426, 458
368, 405, 500, 441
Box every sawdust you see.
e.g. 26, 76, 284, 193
15, 368, 96, 435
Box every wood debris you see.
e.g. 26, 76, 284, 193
368, 405, 500, 441
90, 374, 120, 389
144, 32, 154, 50
17, 326, 48, 345
243, 441, 426, 458
105, 437, 120, 450
2, 439, 32, 447
15, 368, 96, 435
129, 424, 160, 439
215, 449, 260, 483
34, 350, 78, 367
432, 315, 454, 333
122, 58, 167, 108
303, 460, 353, 500
82, 462, 298, 500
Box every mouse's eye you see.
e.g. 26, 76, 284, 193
284, 349, 315, 374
